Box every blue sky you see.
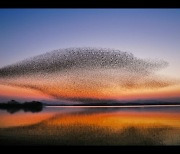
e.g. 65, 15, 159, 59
0, 9, 180, 78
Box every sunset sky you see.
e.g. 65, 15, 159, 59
0, 9, 180, 103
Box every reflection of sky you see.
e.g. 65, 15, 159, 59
1, 106, 180, 128
0, 9, 180, 101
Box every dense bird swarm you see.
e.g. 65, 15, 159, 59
0, 47, 174, 100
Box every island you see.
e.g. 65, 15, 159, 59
0, 100, 43, 113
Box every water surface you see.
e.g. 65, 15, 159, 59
0, 105, 180, 145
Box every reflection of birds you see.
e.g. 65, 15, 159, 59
0, 47, 173, 100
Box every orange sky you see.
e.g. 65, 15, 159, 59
0, 82, 180, 101
0, 84, 53, 101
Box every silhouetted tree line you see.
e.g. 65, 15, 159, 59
0, 100, 43, 114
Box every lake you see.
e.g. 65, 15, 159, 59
0, 105, 180, 145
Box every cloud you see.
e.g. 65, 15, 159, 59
0, 47, 175, 100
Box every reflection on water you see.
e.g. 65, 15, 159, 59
0, 106, 180, 145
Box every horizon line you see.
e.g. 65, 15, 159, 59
45, 105, 180, 108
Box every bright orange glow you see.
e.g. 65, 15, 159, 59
46, 111, 180, 130
1, 107, 180, 130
